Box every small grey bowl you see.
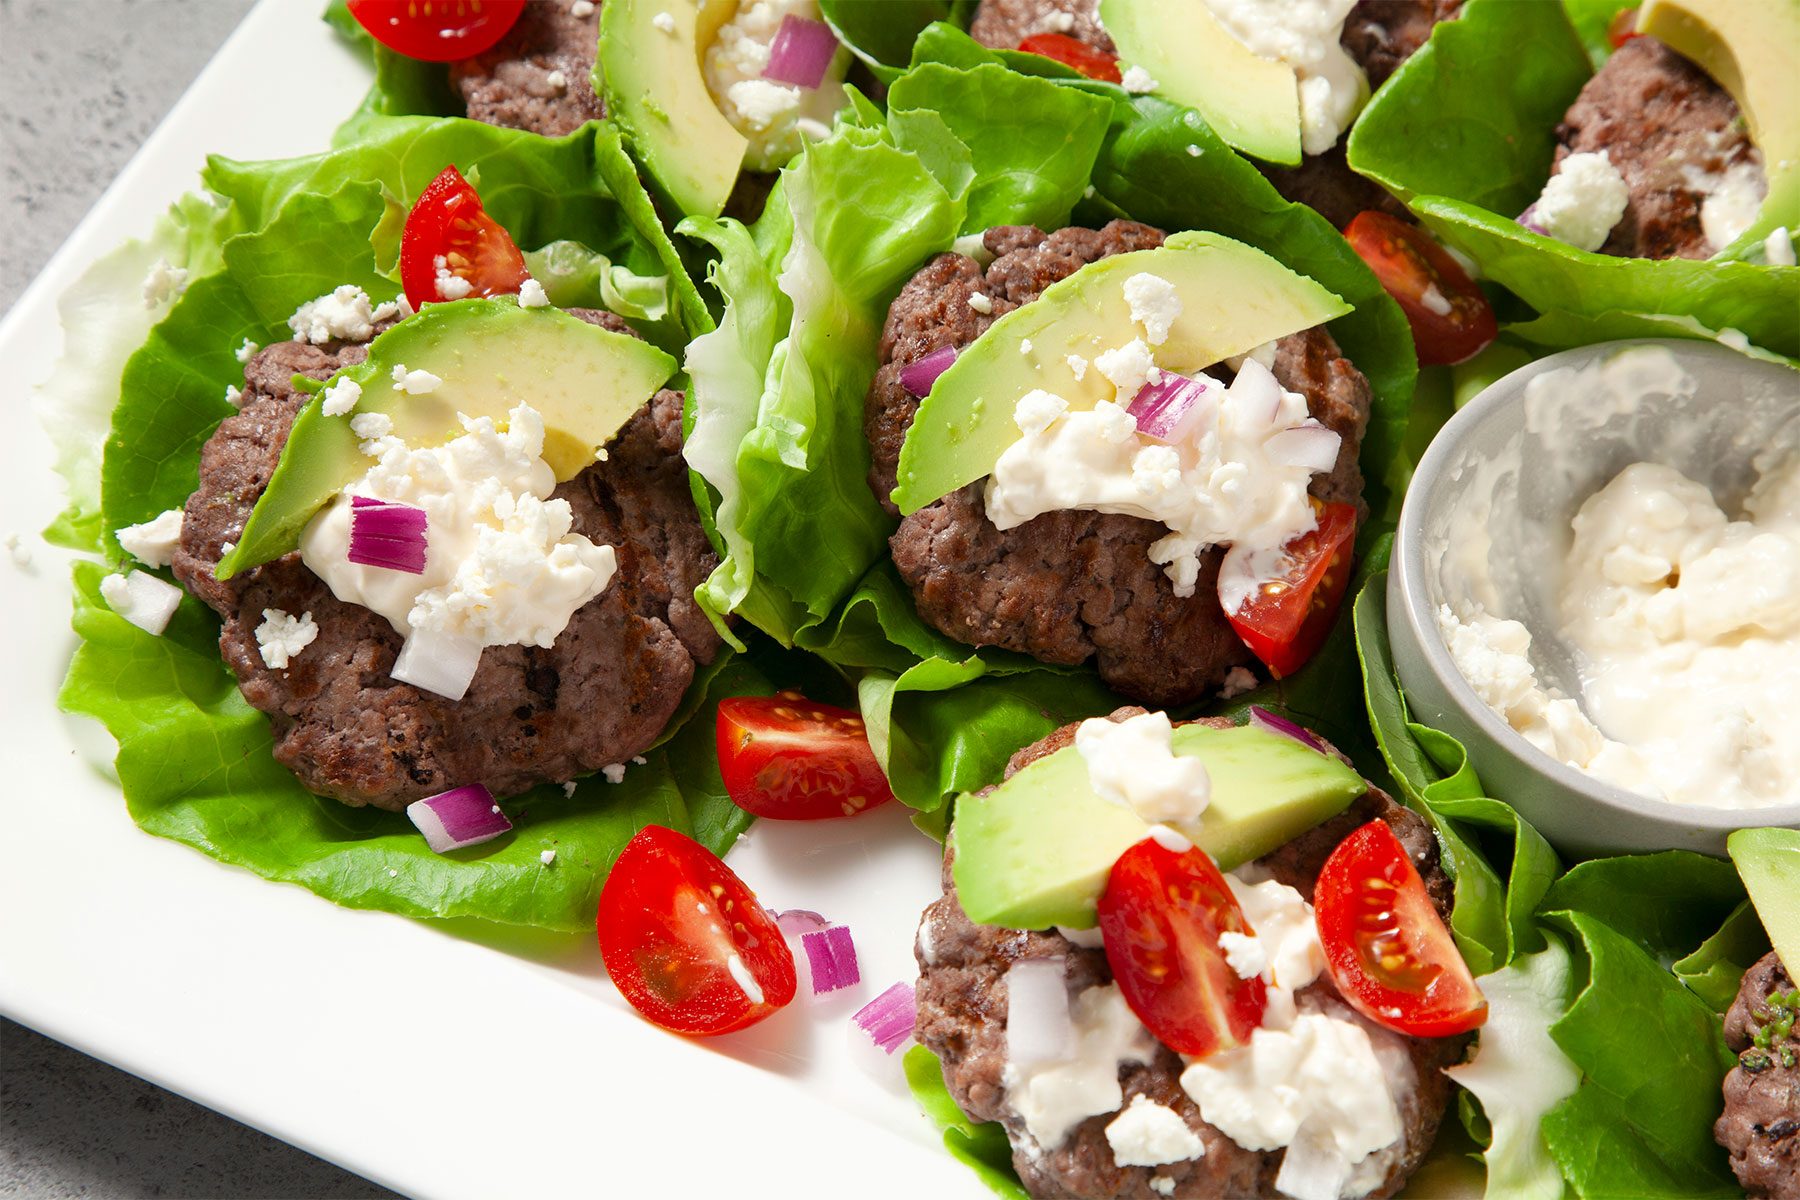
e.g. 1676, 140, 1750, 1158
1389, 338, 1800, 857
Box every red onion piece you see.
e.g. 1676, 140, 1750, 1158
801, 925, 860, 994
1265, 424, 1342, 473
762, 15, 839, 89
406, 783, 510, 853
1274, 1126, 1352, 1200
1126, 374, 1211, 443
899, 345, 957, 398
1232, 358, 1284, 427
348, 495, 428, 574
772, 908, 830, 937
1005, 958, 1074, 1070
1249, 705, 1327, 754
851, 981, 916, 1054
1517, 204, 1547, 235
392, 627, 483, 701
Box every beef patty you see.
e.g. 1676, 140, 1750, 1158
915, 710, 1465, 1199
867, 222, 1371, 708
449, 0, 604, 137
967, 0, 1461, 229
171, 309, 722, 811
1553, 35, 1760, 261
1716, 951, 1800, 1200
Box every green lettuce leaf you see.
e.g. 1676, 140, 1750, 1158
903, 1045, 1031, 1200
819, 0, 962, 74
321, 0, 462, 138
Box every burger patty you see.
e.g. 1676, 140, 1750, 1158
1716, 951, 1800, 1200
449, 0, 604, 137
867, 222, 1371, 708
1553, 35, 1760, 261
915, 711, 1464, 1200
170, 309, 722, 811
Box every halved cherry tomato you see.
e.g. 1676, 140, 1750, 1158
1607, 6, 1642, 48
1098, 837, 1266, 1057
1344, 211, 1497, 366
1225, 500, 1357, 679
398, 165, 529, 311
597, 825, 796, 1036
1016, 33, 1122, 83
345, 0, 526, 63
716, 691, 896, 820
1313, 820, 1488, 1038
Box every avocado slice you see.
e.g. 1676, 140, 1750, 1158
1100, 0, 1303, 165
951, 723, 1367, 931
217, 298, 676, 579
890, 231, 1350, 515
600, 0, 749, 220
1729, 827, 1800, 975
1639, 0, 1800, 253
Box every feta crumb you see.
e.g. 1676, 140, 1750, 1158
1105, 1095, 1206, 1168
289, 285, 387, 344
1066, 354, 1089, 381
1014, 389, 1070, 437
652, 10, 676, 33
571, 0, 594, 15
116, 508, 185, 568
968, 291, 995, 315
1123, 273, 1182, 346
235, 338, 259, 364
1029, 10, 1075, 34
1185, 144, 1202, 157
390, 364, 443, 394
540, 849, 557, 866
1151, 1178, 1175, 1197
631, 755, 647, 765
544, 69, 568, 91
1120, 66, 1157, 94
1021, 338, 1034, 355
602, 762, 627, 784
219, 541, 235, 558
433, 256, 474, 302
141, 258, 189, 308
517, 278, 551, 309
5, 533, 30, 569
1182, 111, 1203, 130
1419, 283, 1453, 317
349, 411, 393, 441
1218, 930, 1268, 980
1095, 338, 1161, 397
99, 571, 184, 636
224, 384, 242, 405
1531, 151, 1629, 253
1766, 226, 1797, 267
320, 377, 363, 417
388, 868, 399, 878
562, 780, 578, 798
1219, 665, 1258, 699
254, 608, 318, 670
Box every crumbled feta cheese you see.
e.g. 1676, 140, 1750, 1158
539, 849, 557, 865
219, 541, 235, 557
1006, 984, 1158, 1150
1419, 283, 1453, 317
517, 278, 551, 309
1132, 444, 1183, 501
562, 780, 578, 798
1120, 65, 1158, 94
968, 291, 995, 315
254, 608, 318, 669
1203, 0, 1368, 155
1700, 160, 1769, 252
141, 259, 189, 308
1013, 389, 1070, 437
1150, 1179, 1175, 1198
235, 339, 260, 364
1095, 338, 1161, 397
1123, 273, 1182, 346
433, 257, 474, 302
224, 384, 242, 405
349, 412, 393, 441
1185, 144, 1202, 157
570, 0, 594, 15
1020, 338, 1033, 355
1531, 151, 1629, 253
1066, 353, 1089, 381
1076, 710, 1210, 825
952, 231, 996, 265
99, 571, 183, 636
1028, 9, 1075, 33
1219, 665, 1258, 698
544, 69, 568, 91
390, 364, 443, 394
1765, 226, 1797, 267
631, 755, 647, 765
388, 868, 399, 878
320, 377, 363, 417
1105, 1095, 1207, 1168
602, 762, 627, 783
1183, 111, 1204, 130
703, 0, 848, 171
652, 10, 676, 33
1218, 930, 1268, 980
116, 508, 185, 568
289, 285, 388, 344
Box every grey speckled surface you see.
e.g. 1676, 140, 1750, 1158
2, 2, 397, 1196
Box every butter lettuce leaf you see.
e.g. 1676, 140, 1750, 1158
904, 1045, 1031, 1200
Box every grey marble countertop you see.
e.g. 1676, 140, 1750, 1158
2, 2, 396, 1195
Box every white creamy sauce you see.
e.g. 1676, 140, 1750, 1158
1698, 159, 1768, 253
1003, 983, 1158, 1151
1202, 0, 1367, 155
703, 0, 849, 172
1075, 710, 1211, 825
1531, 151, 1630, 253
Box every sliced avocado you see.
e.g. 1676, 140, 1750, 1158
1728, 827, 1800, 975
217, 298, 676, 579
891, 231, 1350, 515
1100, 0, 1302, 165
952, 723, 1367, 930
601, 0, 748, 220
1639, 0, 1800, 253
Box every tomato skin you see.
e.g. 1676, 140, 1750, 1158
1607, 6, 1642, 47
1098, 838, 1266, 1058
1314, 821, 1488, 1038
1017, 33, 1122, 83
398, 165, 530, 311
1225, 500, 1358, 679
346, 0, 526, 62
597, 825, 796, 1037
1344, 211, 1497, 367
715, 692, 897, 820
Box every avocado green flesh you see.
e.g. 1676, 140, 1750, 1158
1639, 0, 1800, 253
600, 0, 747, 219
1729, 827, 1800, 976
1100, 0, 1302, 165
951, 724, 1367, 931
890, 231, 1351, 515
217, 298, 676, 579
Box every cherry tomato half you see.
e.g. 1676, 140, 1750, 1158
1344, 211, 1497, 367
1017, 33, 1122, 83
345, 0, 526, 63
1225, 500, 1357, 679
1098, 837, 1267, 1058
597, 825, 797, 1036
398, 165, 530, 311
716, 692, 897, 820
1608, 6, 1642, 48
1313, 820, 1488, 1038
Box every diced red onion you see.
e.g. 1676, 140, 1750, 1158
772, 908, 830, 937
1126, 374, 1212, 444
762, 15, 839, 89
801, 925, 861, 994
1005, 958, 1074, 1070
1265, 424, 1342, 473
348, 495, 428, 574
1232, 358, 1284, 428
1249, 706, 1328, 754
851, 981, 916, 1054
392, 627, 483, 701
1517, 204, 1547, 235
899, 345, 957, 398
406, 783, 510, 853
